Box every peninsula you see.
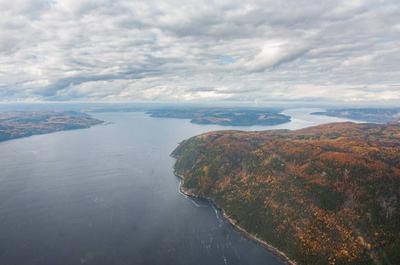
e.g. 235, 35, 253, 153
147, 108, 291, 126
172, 122, 400, 265
0, 111, 103, 142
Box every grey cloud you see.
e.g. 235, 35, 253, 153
37, 69, 161, 97
186, 87, 216, 92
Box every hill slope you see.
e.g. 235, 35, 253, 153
172, 122, 400, 265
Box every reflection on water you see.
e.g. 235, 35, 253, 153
0, 109, 358, 265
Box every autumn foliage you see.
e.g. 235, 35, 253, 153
172, 122, 400, 265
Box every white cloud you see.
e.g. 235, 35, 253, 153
239, 41, 309, 72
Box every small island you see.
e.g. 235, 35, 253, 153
172, 122, 400, 265
0, 111, 103, 142
147, 108, 291, 126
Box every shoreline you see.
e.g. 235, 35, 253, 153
174, 172, 297, 265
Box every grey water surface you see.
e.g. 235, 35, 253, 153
0, 109, 357, 265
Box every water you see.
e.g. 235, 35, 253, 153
0, 109, 357, 265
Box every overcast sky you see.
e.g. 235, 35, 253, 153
0, 0, 399, 104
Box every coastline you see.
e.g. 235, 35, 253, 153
174, 172, 297, 265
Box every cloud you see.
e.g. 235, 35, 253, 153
0, 0, 399, 103
239, 41, 310, 72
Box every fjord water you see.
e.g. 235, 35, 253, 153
0, 109, 355, 265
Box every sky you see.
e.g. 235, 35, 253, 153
0, 0, 399, 104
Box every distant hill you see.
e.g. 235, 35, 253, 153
0, 111, 103, 142
313, 108, 400, 123
147, 108, 291, 126
172, 122, 400, 265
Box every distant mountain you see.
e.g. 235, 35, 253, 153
313, 108, 400, 123
172, 122, 400, 264
0, 111, 103, 142
147, 108, 291, 126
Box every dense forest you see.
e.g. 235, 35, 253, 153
172, 122, 400, 265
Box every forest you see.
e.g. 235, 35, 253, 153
173, 122, 400, 265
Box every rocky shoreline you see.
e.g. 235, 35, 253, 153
174, 172, 297, 265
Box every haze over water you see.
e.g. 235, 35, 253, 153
0, 109, 356, 265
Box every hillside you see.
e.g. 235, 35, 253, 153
172, 122, 400, 265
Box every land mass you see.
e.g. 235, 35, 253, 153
0, 111, 103, 142
172, 122, 400, 265
147, 108, 291, 126
312, 108, 400, 123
